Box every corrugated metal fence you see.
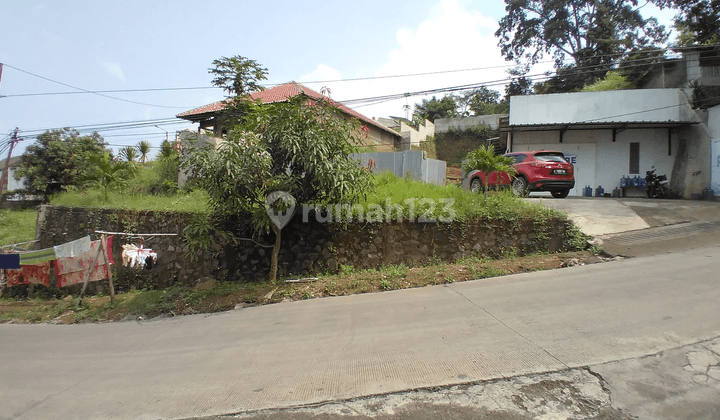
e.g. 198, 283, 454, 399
350, 151, 446, 185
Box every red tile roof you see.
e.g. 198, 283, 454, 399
176, 82, 400, 138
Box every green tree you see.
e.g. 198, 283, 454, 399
82, 152, 132, 202
463, 145, 516, 194
17, 128, 108, 195
460, 86, 510, 115
671, 0, 720, 46
136, 140, 152, 165
181, 95, 372, 282
496, 0, 669, 92
581, 71, 634, 91
209, 55, 268, 97
412, 95, 459, 123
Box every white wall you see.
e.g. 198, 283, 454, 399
513, 128, 676, 197
434, 114, 505, 132
710, 105, 720, 195
510, 89, 700, 126
0, 167, 24, 192
400, 119, 434, 147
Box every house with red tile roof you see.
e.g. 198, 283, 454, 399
176, 82, 401, 151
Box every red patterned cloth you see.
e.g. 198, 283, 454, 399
3, 262, 50, 287
5, 268, 25, 286
22, 262, 51, 287
55, 237, 113, 288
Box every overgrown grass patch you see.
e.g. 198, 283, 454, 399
357, 172, 564, 222
0, 209, 38, 246
50, 188, 209, 213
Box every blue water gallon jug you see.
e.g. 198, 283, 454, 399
620, 176, 627, 188
595, 185, 604, 197
584, 185, 593, 197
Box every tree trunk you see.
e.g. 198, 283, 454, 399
269, 225, 281, 283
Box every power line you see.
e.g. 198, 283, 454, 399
1, 86, 219, 98
0, 63, 193, 109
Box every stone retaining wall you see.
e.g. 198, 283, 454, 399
33, 206, 576, 291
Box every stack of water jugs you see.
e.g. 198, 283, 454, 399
583, 175, 647, 198
620, 175, 646, 189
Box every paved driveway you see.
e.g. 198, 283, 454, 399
527, 196, 720, 237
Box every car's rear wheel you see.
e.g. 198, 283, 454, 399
470, 178, 483, 192
551, 189, 570, 198
511, 177, 529, 197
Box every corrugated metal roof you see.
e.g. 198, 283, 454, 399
176, 82, 400, 138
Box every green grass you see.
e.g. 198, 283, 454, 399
50, 188, 209, 213
356, 172, 564, 222
0, 209, 38, 246
48, 163, 209, 213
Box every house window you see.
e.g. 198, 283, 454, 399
629, 143, 640, 174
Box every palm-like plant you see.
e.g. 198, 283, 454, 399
136, 141, 152, 165
119, 146, 139, 163
464, 145, 516, 194
83, 152, 131, 202
158, 140, 176, 160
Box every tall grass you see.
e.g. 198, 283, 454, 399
0, 209, 38, 246
353, 172, 564, 221
50, 188, 209, 213
48, 162, 209, 213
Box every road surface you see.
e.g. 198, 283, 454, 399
1, 245, 719, 420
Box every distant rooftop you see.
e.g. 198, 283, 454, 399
177, 82, 400, 138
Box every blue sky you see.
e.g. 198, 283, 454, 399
1, 0, 677, 158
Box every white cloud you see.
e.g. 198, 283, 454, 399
303, 0, 516, 120
103, 62, 126, 82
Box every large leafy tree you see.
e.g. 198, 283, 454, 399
496, 0, 669, 92
17, 129, 108, 195
182, 95, 371, 282
208, 55, 268, 97
461, 86, 509, 115
671, 0, 720, 46
412, 95, 459, 123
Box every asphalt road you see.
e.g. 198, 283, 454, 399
2, 244, 719, 420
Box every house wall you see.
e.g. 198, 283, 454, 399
707, 106, 720, 196
637, 59, 688, 89
513, 128, 677, 197
363, 125, 398, 152
685, 50, 720, 86
1, 166, 24, 192
399, 119, 435, 148
435, 114, 505, 133
510, 89, 700, 125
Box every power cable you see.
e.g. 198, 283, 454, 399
1, 86, 220, 98
0, 63, 193, 109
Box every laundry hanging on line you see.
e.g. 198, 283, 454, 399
55, 236, 114, 288
121, 244, 157, 269
53, 235, 92, 258
0, 253, 20, 269
5, 262, 52, 287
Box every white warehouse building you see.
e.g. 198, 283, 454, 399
504, 88, 720, 199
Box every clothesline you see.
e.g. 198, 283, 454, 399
0, 239, 39, 250
94, 230, 178, 236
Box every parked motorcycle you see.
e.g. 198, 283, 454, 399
645, 168, 670, 199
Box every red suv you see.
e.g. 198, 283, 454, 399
464, 151, 575, 198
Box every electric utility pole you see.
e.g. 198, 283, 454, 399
0, 128, 23, 195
